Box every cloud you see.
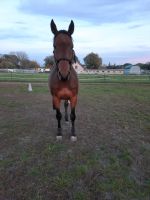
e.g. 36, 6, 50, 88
15, 21, 26, 25
128, 24, 143, 29
0, 28, 38, 40
19, 0, 150, 24
0, 0, 150, 65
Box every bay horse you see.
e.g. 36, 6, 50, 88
49, 19, 79, 141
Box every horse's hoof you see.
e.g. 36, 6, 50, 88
70, 136, 77, 142
56, 136, 62, 141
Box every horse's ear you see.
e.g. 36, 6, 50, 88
50, 19, 58, 35
68, 20, 74, 35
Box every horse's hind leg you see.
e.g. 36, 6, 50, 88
64, 100, 69, 122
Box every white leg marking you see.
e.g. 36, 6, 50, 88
56, 136, 62, 141
70, 136, 77, 142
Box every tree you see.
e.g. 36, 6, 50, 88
10, 51, 28, 68
44, 55, 54, 69
19, 59, 40, 69
10, 51, 28, 61
0, 60, 15, 69
137, 62, 150, 70
3, 54, 19, 66
145, 62, 150, 70
0, 54, 18, 69
83, 52, 102, 69
28, 60, 40, 69
0, 52, 40, 69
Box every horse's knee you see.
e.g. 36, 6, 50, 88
56, 110, 62, 120
53, 104, 56, 110
70, 109, 76, 121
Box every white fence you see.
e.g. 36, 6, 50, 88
0, 68, 37, 73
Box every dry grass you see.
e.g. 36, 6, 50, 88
0, 82, 150, 200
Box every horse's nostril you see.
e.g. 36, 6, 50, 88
58, 71, 61, 80
57, 69, 71, 81
67, 71, 71, 80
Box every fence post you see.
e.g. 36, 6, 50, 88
11, 72, 12, 81
104, 73, 106, 82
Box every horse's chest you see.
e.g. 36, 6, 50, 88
57, 87, 72, 99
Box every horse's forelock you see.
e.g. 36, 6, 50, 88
53, 30, 73, 48
54, 30, 72, 39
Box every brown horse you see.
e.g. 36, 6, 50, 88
49, 19, 79, 141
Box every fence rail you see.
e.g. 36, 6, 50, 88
0, 71, 150, 83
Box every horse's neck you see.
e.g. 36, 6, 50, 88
51, 64, 57, 72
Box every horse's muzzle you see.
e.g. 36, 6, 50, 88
57, 70, 71, 81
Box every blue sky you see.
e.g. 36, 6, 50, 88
0, 0, 150, 65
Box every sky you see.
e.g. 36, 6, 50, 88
0, 0, 150, 65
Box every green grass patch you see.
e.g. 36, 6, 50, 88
20, 152, 31, 162
0, 158, 14, 169
0, 72, 150, 83
73, 191, 88, 200
52, 171, 73, 190
46, 143, 67, 153
28, 166, 42, 177
72, 164, 89, 178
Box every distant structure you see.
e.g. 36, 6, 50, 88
37, 68, 45, 73
124, 65, 141, 75
72, 62, 124, 75
36, 61, 125, 75
72, 62, 85, 74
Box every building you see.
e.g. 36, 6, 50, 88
72, 62, 85, 74
84, 68, 124, 75
36, 62, 124, 75
124, 65, 141, 75
72, 62, 124, 74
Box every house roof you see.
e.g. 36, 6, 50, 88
124, 65, 133, 69
125, 65, 140, 70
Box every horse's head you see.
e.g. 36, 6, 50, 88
50, 19, 75, 81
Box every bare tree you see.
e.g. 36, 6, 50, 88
10, 51, 28, 68
10, 51, 28, 60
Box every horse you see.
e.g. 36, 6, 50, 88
49, 19, 79, 141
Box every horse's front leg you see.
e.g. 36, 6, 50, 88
70, 96, 77, 141
56, 108, 62, 138
53, 96, 62, 140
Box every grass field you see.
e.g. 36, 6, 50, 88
0, 72, 150, 83
0, 81, 150, 200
